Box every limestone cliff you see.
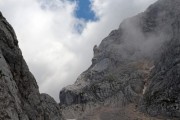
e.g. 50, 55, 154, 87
1, 0, 180, 119
60, 0, 180, 119
0, 12, 63, 120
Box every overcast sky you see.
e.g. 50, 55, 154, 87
0, 0, 157, 102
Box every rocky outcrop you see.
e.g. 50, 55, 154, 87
0, 12, 63, 120
60, 0, 180, 119
141, 0, 180, 117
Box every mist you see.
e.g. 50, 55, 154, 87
0, 0, 157, 101
108, 12, 171, 62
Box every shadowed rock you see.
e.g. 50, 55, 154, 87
0, 12, 64, 120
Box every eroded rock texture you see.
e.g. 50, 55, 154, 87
0, 12, 63, 120
60, 0, 180, 119
141, 0, 180, 117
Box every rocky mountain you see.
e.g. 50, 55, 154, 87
0, 12, 64, 120
60, 0, 180, 119
1, 0, 180, 119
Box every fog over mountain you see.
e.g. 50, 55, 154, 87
1, 0, 180, 120
0, 0, 157, 101
60, 0, 180, 119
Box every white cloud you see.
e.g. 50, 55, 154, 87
0, 0, 157, 101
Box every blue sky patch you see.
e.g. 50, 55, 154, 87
70, 0, 97, 21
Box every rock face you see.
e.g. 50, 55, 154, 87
141, 0, 180, 117
0, 12, 63, 120
60, 0, 180, 119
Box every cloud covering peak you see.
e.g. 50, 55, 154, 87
0, 0, 157, 101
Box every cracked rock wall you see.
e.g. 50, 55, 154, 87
0, 12, 64, 120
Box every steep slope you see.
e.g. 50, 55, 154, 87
60, 0, 180, 119
141, 0, 180, 117
0, 12, 63, 120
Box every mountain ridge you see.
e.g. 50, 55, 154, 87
0, 0, 180, 119
60, 0, 180, 119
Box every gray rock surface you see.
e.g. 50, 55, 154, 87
0, 12, 64, 120
141, 0, 180, 117
60, 0, 180, 119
